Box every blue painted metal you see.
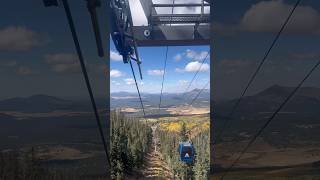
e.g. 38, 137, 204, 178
179, 141, 194, 163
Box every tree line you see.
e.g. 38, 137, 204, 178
0, 148, 106, 180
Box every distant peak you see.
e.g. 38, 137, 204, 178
30, 94, 54, 98
256, 84, 291, 97
265, 84, 288, 90
27, 94, 68, 102
191, 88, 201, 92
269, 84, 283, 89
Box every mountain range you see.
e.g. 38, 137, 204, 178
110, 88, 210, 108
215, 85, 320, 117
1, 85, 320, 115
0, 89, 210, 112
0, 85, 319, 147
212, 85, 320, 147
0, 94, 108, 113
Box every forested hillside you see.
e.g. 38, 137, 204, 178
110, 110, 152, 179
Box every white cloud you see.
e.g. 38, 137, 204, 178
147, 69, 164, 76
175, 68, 185, 73
219, 59, 251, 68
44, 53, 80, 73
185, 49, 209, 61
175, 61, 210, 73
173, 49, 209, 62
110, 50, 123, 61
240, 0, 320, 33
124, 78, 135, 85
174, 54, 182, 61
0, 26, 42, 51
111, 80, 121, 86
185, 61, 210, 72
51, 63, 80, 73
45, 53, 77, 64
213, 1, 320, 36
0, 60, 17, 67
16, 66, 34, 75
290, 52, 320, 60
178, 80, 188, 85
110, 69, 125, 77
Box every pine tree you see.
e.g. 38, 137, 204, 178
0, 151, 3, 179
111, 129, 124, 179
110, 110, 152, 178
180, 122, 188, 142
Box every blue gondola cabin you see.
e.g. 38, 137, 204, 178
179, 141, 194, 163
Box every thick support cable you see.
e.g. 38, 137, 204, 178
61, 0, 110, 166
220, 58, 320, 180
86, 0, 104, 57
158, 0, 175, 111
129, 59, 146, 117
183, 51, 209, 96
214, 0, 302, 145
189, 81, 210, 106
158, 46, 169, 111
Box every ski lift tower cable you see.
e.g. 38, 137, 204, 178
189, 81, 210, 106
220, 58, 320, 180
182, 51, 210, 97
86, 0, 105, 57
214, 0, 302, 145
43, 0, 111, 166
159, 0, 175, 112
129, 59, 146, 117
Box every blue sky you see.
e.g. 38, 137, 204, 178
110, 43, 210, 93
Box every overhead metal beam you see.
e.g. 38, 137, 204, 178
151, 14, 209, 24
132, 25, 209, 46
139, 0, 157, 21
86, 0, 104, 57
152, 3, 210, 7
